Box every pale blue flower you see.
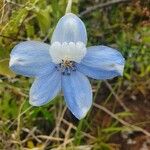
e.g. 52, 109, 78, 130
9, 13, 125, 119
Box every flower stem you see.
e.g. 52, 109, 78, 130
65, 0, 72, 14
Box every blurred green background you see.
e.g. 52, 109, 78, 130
0, 0, 150, 149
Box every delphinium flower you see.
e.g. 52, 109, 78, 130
9, 13, 125, 119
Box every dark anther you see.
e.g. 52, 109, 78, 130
72, 68, 76, 71
62, 72, 65, 75
57, 60, 76, 75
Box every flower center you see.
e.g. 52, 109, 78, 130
49, 42, 87, 64
55, 60, 76, 75
49, 42, 86, 75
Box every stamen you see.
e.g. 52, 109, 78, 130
55, 60, 76, 75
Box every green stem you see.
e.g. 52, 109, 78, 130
65, 0, 72, 14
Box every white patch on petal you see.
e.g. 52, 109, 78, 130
107, 63, 124, 76
9, 56, 23, 67
49, 42, 86, 64
114, 64, 124, 76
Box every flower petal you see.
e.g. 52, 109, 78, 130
77, 46, 125, 79
76, 63, 121, 80
62, 71, 92, 119
29, 69, 61, 106
9, 41, 54, 77
51, 13, 87, 44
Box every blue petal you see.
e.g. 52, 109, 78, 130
77, 46, 125, 79
29, 69, 61, 106
51, 13, 87, 44
62, 71, 92, 119
76, 63, 120, 80
9, 41, 54, 77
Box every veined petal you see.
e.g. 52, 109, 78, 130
29, 69, 61, 106
76, 63, 120, 80
78, 46, 125, 79
9, 41, 54, 77
62, 71, 92, 119
51, 13, 87, 44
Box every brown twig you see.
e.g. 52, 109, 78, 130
104, 80, 129, 111
21, 127, 42, 143
93, 103, 150, 137
0, 34, 26, 41
62, 119, 96, 140
37, 135, 64, 141
43, 106, 67, 148
79, 0, 131, 17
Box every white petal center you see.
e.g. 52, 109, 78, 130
49, 42, 86, 64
